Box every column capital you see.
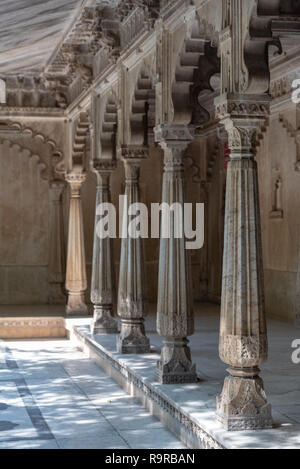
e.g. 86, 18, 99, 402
154, 124, 195, 148
215, 93, 270, 121
92, 160, 117, 174
65, 171, 86, 185
215, 93, 271, 155
65, 171, 86, 196
121, 145, 149, 162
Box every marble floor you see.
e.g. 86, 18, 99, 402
0, 338, 186, 449
69, 302, 300, 449
0, 302, 299, 449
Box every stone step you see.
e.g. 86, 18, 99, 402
0, 317, 66, 339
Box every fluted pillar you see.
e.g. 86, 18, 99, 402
215, 94, 272, 431
154, 124, 197, 384
48, 181, 66, 304
65, 171, 88, 316
91, 163, 118, 334
117, 147, 150, 354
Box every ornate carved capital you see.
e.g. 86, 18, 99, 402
215, 93, 270, 121
65, 171, 86, 197
124, 160, 141, 183
121, 146, 149, 161
92, 160, 117, 173
154, 124, 195, 145
215, 93, 270, 154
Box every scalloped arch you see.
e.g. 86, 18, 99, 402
0, 137, 48, 180
3, 122, 64, 179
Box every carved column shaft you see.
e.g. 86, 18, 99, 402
215, 95, 272, 431
91, 165, 118, 334
155, 125, 196, 384
48, 181, 66, 304
117, 148, 150, 354
65, 172, 88, 316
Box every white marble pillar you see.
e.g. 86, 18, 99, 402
65, 172, 88, 316
154, 124, 197, 384
117, 148, 150, 354
91, 163, 118, 334
48, 180, 66, 304
215, 95, 272, 431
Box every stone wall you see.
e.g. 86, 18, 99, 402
0, 141, 49, 304
257, 106, 300, 321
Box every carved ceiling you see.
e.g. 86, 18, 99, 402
1, 0, 300, 111
0, 0, 84, 74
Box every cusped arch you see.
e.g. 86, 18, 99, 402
5, 122, 64, 180
0, 137, 48, 179
129, 62, 155, 146
100, 90, 118, 160
172, 17, 220, 126
244, 2, 282, 94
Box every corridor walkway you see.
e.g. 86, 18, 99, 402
0, 339, 186, 449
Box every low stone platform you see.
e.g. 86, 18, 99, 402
0, 317, 66, 339
67, 306, 300, 450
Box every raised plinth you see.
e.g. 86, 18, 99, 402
0, 317, 66, 339
67, 319, 300, 450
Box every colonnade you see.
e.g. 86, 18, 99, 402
59, 101, 272, 432
49, 0, 277, 434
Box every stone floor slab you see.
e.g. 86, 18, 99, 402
0, 338, 185, 449
68, 303, 300, 449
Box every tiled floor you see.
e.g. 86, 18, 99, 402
0, 339, 186, 449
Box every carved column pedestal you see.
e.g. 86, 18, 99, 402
215, 95, 272, 431
91, 164, 118, 334
48, 181, 66, 304
155, 125, 197, 384
65, 171, 88, 316
117, 148, 150, 354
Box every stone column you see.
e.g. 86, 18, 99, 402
48, 181, 66, 304
91, 163, 118, 334
215, 95, 272, 431
65, 171, 88, 316
154, 124, 197, 384
117, 147, 150, 354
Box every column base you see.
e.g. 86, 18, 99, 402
295, 314, 300, 328
117, 319, 150, 354
66, 292, 88, 316
91, 306, 118, 334
216, 368, 272, 431
157, 338, 197, 384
